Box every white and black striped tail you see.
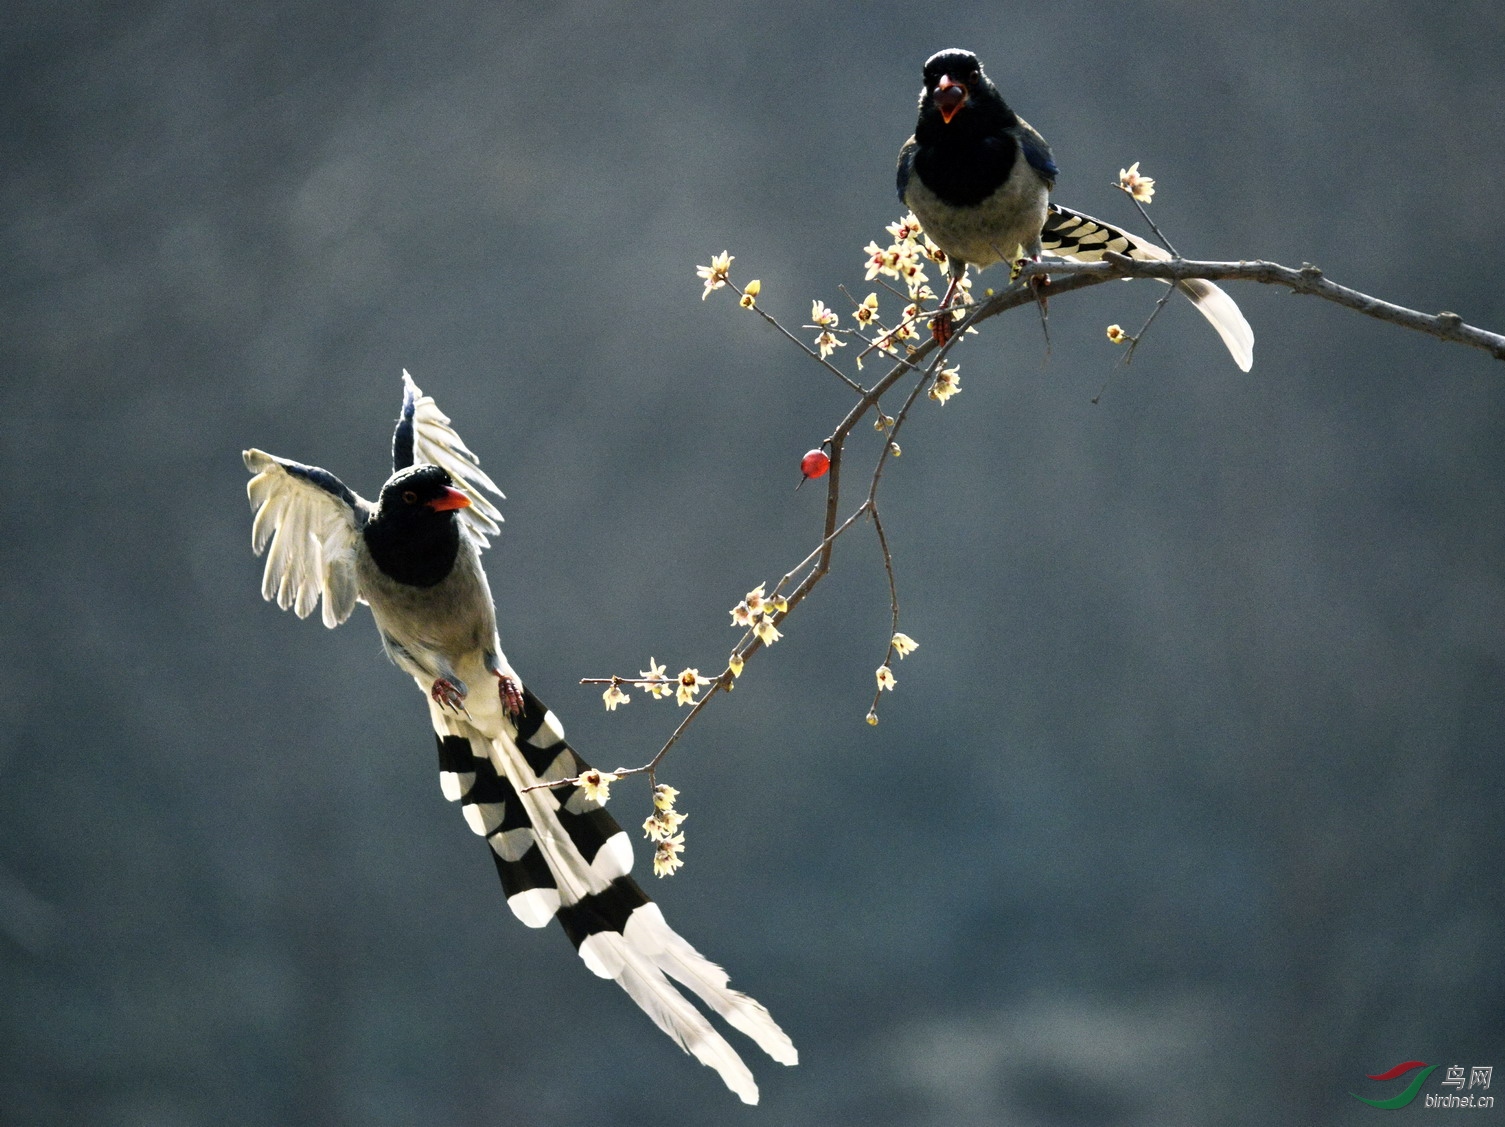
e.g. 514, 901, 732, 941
1042, 203, 1254, 371
432, 689, 796, 1103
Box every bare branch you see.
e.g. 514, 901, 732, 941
1011, 256, 1505, 362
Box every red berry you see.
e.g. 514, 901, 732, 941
800, 449, 830, 479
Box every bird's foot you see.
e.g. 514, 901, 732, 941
931, 273, 965, 344
1030, 271, 1051, 315
431, 678, 468, 713
495, 672, 525, 720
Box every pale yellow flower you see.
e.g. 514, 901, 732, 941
653, 833, 687, 877
810, 300, 841, 329
1106, 324, 1128, 344
815, 330, 846, 359
1118, 162, 1155, 203
891, 632, 919, 658
863, 241, 901, 281
643, 807, 687, 841
886, 213, 923, 244
577, 768, 618, 804
853, 292, 880, 327
676, 668, 710, 706
653, 783, 680, 811
876, 665, 897, 691
639, 657, 672, 698
929, 365, 962, 404
695, 251, 734, 299
602, 683, 631, 711
728, 653, 745, 677
754, 618, 782, 646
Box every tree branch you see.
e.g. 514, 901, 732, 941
1008, 256, 1505, 362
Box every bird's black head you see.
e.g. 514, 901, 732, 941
363, 464, 473, 587
917, 48, 1011, 132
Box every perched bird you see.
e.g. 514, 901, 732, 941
243, 372, 796, 1103
897, 47, 1253, 370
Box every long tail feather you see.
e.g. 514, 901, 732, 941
1043, 204, 1254, 371
428, 686, 794, 1102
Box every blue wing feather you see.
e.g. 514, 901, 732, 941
1016, 126, 1058, 184
896, 138, 917, 203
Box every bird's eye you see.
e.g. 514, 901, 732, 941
402, 490, 417, 504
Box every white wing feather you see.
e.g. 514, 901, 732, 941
402, 370, 506, 548
243, 449, 369, 628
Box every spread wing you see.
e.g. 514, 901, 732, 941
393, 370, 505, 549
243, 449, 371, 628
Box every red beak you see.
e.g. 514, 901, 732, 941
427, 486, 472, 512
934, 76, 967, 123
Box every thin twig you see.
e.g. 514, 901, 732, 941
730, 282, 864, 392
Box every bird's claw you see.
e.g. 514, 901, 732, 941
431, 678, 468, 713
496, 672, 525, 720
1029, 272, 1051, 316
929, 312, 955, 345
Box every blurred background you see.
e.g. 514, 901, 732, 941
4, 2, 1503, 1123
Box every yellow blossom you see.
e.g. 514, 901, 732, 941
866, 709, 879, 726
695, 251, 734, 299
643, 807, 687, 841
602, 682, 631, 710
886, 213, 923, 244
891, 632, 919, 658
744, 584, 766, 616
754, 618, 782, 646
815, 331, 845, 359
1106, 324, 1127, 344
577, 768, 618, 804
853, 292, 880, 327
739, 280, 760, 310
653, 783, 680, 811
863, 241, 902, 281
676, 668, 710, 706
728, 652, 744, 677
929, 365, 962, 405
638, 657, 672, 698
898, 257, 928, 295
1118, 161, 1155, 203
653, 833, 686, 877
876, 665, 897, 691
810, 300, 840, 329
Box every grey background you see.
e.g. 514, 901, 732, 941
4, 2, 1503, 1124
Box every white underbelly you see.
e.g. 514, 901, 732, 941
906, 174, 1049, 271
